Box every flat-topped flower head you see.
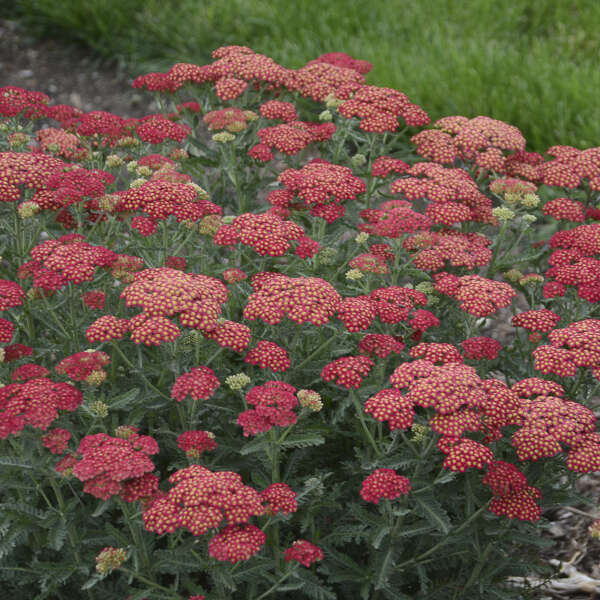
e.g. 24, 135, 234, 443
56, 350, 110, 382
237, 381, 299, 436
461, 336, 502, 360
244, 341, 291, 373
260, 483, 297, 515
434, 272, 516, 317
208, 523, 266, 563
284, 540, 324, 567
143, 464, 264, 538
321, 355, 374, 389
0, 377, 82, 438
171, 366, 220, 402
364, 388, 415, 431
73, 432, 158, 501
512, 309, 560, 333
360, 468, 411, 503
243, 274, 341, 326
177, 430, 217, 458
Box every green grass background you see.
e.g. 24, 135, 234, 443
6, 0, 600, 151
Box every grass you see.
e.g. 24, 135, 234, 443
8, 0, 600, 151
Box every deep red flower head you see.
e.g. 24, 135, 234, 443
321, 355, 374, 389
244, 340, 291, 373
177, 430, 217, 457
171, 366, 220, 402
0, 377, 82, 438
360, 468, 411, 504
56, 350, 110, 382
284, 540, 324, 567
260, 483, 298, 515
208, 523, 266, 563
364, 388, 415, 431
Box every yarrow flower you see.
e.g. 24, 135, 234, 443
434, 272, 516, 317
461, 337, 502, 360
364, 388, 415, 431
208, 523, 266, 563
177, 430, 217, 458
483, 460, 541, 522
55, 350, 110, 383
260, 483, 298, 515
243, 273, 342, 326
42, 428, 71, 454
321, 355, 374, 389
237, 381, 299, 436
171, 366, 220, 402
72, 432, 159, 501
0, 377, 82, 438
360, 468, 411, 503
95, 547, 127, 575
244, 341, 291, 373
284, 540, 324, 567
143, 464, 264, 539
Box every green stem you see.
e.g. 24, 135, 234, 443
294, 335, 336, 371
253, 568, 294, 600
119, 567, 181, 599
350, 390, 383, 459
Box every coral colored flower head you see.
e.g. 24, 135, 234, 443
284, 540, 324, 567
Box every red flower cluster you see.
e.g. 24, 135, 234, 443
434, 272, 516, 317
321, 355, 374, 389
208, 524, 266, 563
237, 381, 299, 436
143, 464, 265, 544
214, 212, 318, 258
542, 197, 585, 222
391, 162, 493, 225
403, 230, 492, 272
348, 253, 389, 274
371, 156, 410, 178
512, 309, 560, 333
0, 279, 26, 311
117, 267, 229, 345
72, 432, 159, 501
287, 60, 364, 102
203, 107, 256, 131
311, 51, 372, 74
545, 223, 600, 302
257, 121, 335, 156
360, 468, 411, 503
284, 540, 324, 567
259, 100, 298, 122
540, 146, 600, 190
359, 200, 432, 237
276, 159, 366, 223
36, 127, 89, 161
171, 366, 220, 402
437, 437, 493, 472
0, 85, 49, 118
409, 342, 462, 364
177, 430, 217, 458
117, 179, 221, 226
82, 290, 106, 310
358, 333, 405, 358
260, 483, 298, 515
338, 85, 430, 132
11, 363, 50, 382
461, 337, 502, 360
511, 392, 596, 464
204, 319, 251, 352
412, 115, 526, 170
244, 340, 291, 373
364, 388, 415, 431
56, 350, 110, 383
42, 428, 72, 454
532, 319, 600, 380
22, 235, 117, 291
0, 377, 82, 438
243, 273, 342, 326
483, 461, 541, 521
135, 115, 191, 144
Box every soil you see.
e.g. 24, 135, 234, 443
2, 17, 600, 600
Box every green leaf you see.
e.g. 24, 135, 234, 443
372, 525, 391, 549
108, 387, 140, 409
239, 437, 269, 456
414, 494, 451, 534
125, 588, 155, 600
0, 456, 33, 469
291, 570, 336, 600
375, 544, 396, 590
279, 433, 325, 449
396, 523, 435, 538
